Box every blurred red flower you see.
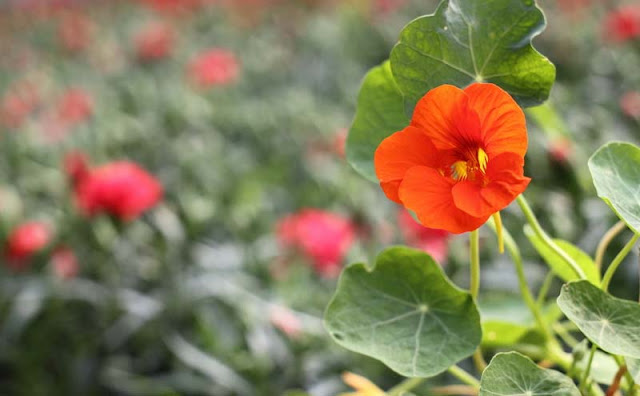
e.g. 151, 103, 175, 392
603, 5, 640, 42
548, 137, 572, 164
397, 209, 449, 263
135, 21, 175, 62
332, 128, 347, 158
277, 209, 355, 278
188, 49, 239, 88
51, 247, 79, 279
58, 12, 94, 52
621, 91, 640, 119
4, 222, 52, 269
0, 81, 39, 129
57, 88, 93, 125
66, 154, 163, 221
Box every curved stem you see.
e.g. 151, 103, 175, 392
472, 349, 487, 373
516, 195, 587, 280
487, 218, 553, 343
536, 272, 555, 307
470, 229, 480, 299
386, 377, 425, 396
580, 344, 598, 393
447, 365, 481, 389
595, 221, 627, 271
602, 233, 639, 291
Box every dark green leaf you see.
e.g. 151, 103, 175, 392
524, 225, 600, 286
480, 352, 580, 396
324, 246, 481, 377
347, 61, 410, 182
588, 142, 640, 234
390, 0, 555, 110
557, 280, 640, 358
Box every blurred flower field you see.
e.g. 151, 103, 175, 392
0, 0, 639, 395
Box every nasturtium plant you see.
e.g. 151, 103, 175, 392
557, 280, 640, 358
626, 357, 640, 383
324, 246, 481, 377
390, 0, 555, 111
524, 225, 601, 286
479, 352, 580, 396
347, 61, 409, 182
588, 142, 640, 234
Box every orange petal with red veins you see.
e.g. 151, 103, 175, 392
452, 153, 530, 218
464, 83, 527, 158
374, 126, 440, 202
411, 85, 482, 151
398, 166, 488, 234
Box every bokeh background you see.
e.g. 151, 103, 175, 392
0, 0, 639, 395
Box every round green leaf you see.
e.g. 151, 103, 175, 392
324, 246, 481, 377
390, 0, 555, 109
347, 61, 410, 182
524, 226, 600, 286
626, 357, 640, 383
588, 142, 640, 234
480, 352, 580, 396
557, 280, 640, 358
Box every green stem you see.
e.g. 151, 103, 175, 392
470, 229, 480, 299
487, 218, 553, 342
602, 233, 639, 291
594, 221, 627, 271
536, 272, 555, 307
447, 365, 481, 389
386, 377, 426, 396
579, 344, 597, 393
516, 195, 587, 280
552, 323, 579, 348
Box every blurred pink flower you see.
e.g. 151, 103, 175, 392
188, 49, 239, 88
138, 0, 203, 14
332, 128, 347, 158
603, 5, 640, 42
65, 154, 163, 221
0, 81, 39, 129
621, 91, 640, 119
51, 247, 79, 279
56, 88, 93, 125
58, 12, 94, 52
277, 209, 355, 277
547, 137, 572, 164
269, 306, 302, 338
397, 209, 449, 263
135, 21, 175, 62
374, 0, 406, 16
4, 221, 52, 270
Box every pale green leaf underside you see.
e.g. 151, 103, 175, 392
557, 280, 640, 359
588, 142, 640, 234
626, 357, 640, 383
390, 0, 555, 110
524, 225, 600, 286
324, 246, 481, 377
480, 352, 580, 396
347, 61, 410, 182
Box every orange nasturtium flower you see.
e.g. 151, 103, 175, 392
374, 83, 530, 234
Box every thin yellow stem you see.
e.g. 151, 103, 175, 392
602, 233, 639, 291
492, 212, 504, 254
470, 229, 480, 299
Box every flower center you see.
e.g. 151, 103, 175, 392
450, 147, 488, 182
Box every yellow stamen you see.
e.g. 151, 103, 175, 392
492, 212, 504, 254
478, 148, 488, 173
341, 372, 385, 396
451, 161, 468, 181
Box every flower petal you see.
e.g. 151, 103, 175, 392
398, 166, 488, 234
374, 126, 440, 202
452, 153, 530, 218
411, 84, 482, 151
464, 83, 527, 158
